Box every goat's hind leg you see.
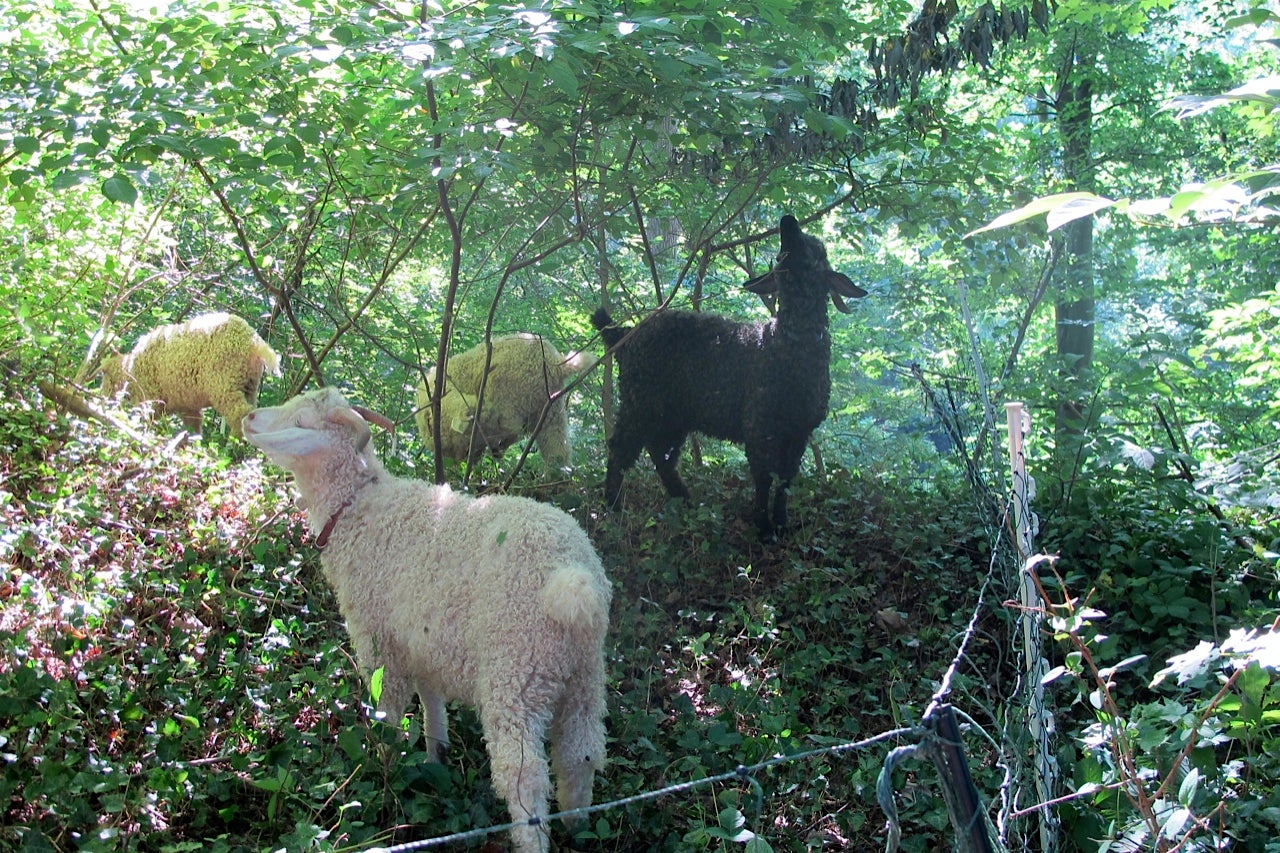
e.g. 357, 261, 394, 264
549, 666, 606, 824
417, 685, 450, 762
484, 711, 553, 853
647, 434, 691, 501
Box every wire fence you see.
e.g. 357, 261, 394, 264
371, 726, 920, 853
354, 408, 1057, 853
339, 389, 1056, 853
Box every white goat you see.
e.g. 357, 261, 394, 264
243, 387, 611, 853
99, 311, 280, 438
414, 333, 595, 467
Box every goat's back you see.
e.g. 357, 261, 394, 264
607, 310, 778, 442
322, 480, 610, 698
122, 314, 275, 407
601, 301, 836, 446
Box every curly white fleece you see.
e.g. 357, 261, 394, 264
414, 333, 594, 466
243, 387, 611, 853
101, 312, 280, 438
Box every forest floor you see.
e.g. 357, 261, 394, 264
0, 400, 1046, 852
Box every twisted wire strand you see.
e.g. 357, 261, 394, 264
368, 725, 921, 853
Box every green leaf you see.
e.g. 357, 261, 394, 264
337, 727, 365, 763
102, 174, 138, 204
964, 192, 1116, 238
191, 136, 238, 157
545, 58, 579, 99
49, 169, 94, 190
1177, 767, 1200, 806
1226, 9, 1280, 29
149, 134, 196, 157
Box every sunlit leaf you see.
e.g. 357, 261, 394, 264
102, 174, 137, 204
1118, 440, 1155, 471
1151, 640, 1220, 687
1045, 194, 1117, 231
1167, 76, 1280, 119
964, 192, 1115, 237
1160, 806, 1192, 840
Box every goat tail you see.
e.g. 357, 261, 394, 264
560, 348, 598, 378
250, 334, 282, 376
541, 564, 611, 637
590, 308, 627, 349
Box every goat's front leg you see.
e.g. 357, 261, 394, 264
746, 445, 778, 536
767, 438, 808, 534
770, 477, 792, 532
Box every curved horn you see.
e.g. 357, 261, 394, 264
350, 405, 394, 431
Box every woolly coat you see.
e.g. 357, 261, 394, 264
243, 387, 611, 853
414, 333, 594, 466
592, 214, 864, 533
101, 312, 280, 438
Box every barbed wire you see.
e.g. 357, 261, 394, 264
369, 725, 921, 852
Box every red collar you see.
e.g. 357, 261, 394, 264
315, 477, 376, 549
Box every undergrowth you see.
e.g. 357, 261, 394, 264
4, 386, 1279, 852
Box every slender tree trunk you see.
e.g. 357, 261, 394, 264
1054, 40, 1096, 470
596, 211, 614, 440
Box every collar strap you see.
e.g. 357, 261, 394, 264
315, 476, 376, 549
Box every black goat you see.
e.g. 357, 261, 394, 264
592, 214, 865, 534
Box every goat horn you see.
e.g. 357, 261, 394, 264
351, 405, 394, 431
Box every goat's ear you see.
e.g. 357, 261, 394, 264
827, 272, 868, 313
246, 427, 335, 462
744, 272, 780, 314
325, 406, 373, 453
743, 270, 779, 296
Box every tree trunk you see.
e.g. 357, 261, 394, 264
1054, 41, 1096, 470
596, 215, 614, 441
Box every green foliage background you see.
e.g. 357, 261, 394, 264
4, 0, 1280, 850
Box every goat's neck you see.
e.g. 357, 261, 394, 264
775, 296, 830, 344
294, 449, 381, 529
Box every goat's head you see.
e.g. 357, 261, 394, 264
243, 387, 392, 478
98, 351, 127, 396
744, 214, 866, 313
